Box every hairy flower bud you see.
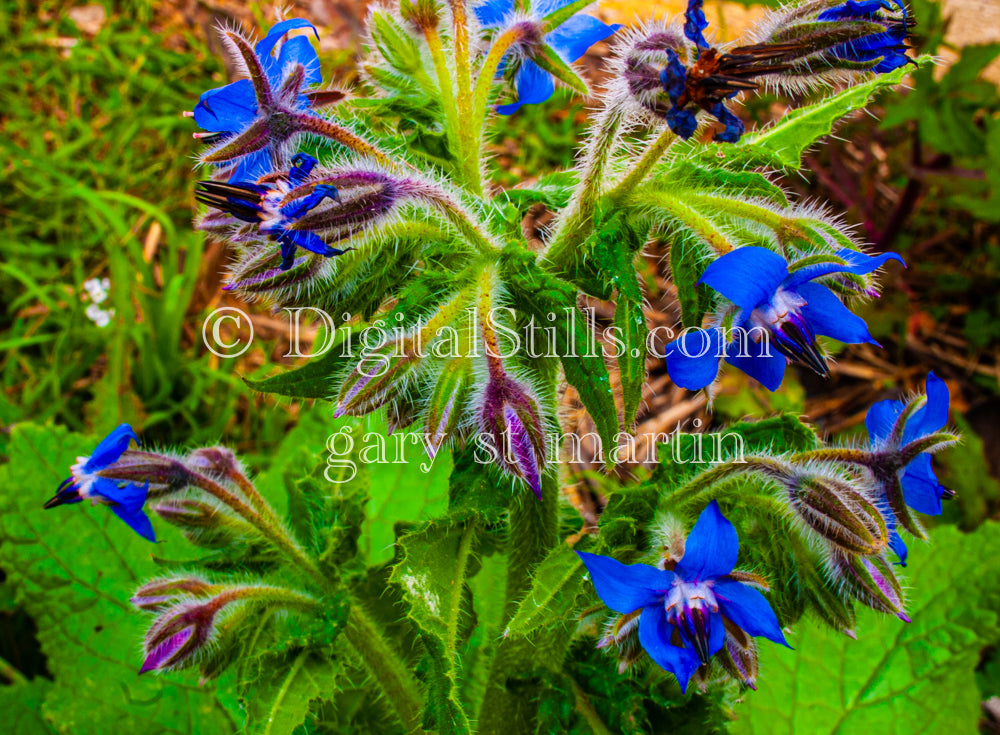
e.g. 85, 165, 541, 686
423, 359, 474, 456
131, 576, 219, 612
334, 341, 417, 418
186, 446, 241, 476
153, 498, 257, 548
91, 450, 195, 499
480, 375, 547, 498
828, 549, 908, 620
139, 586, 317, 674
597, 609, 645, 674
718, 619, 760, 689
781, 471, 888, 554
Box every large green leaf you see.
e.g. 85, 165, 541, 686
728, 60, 932, 171
501, 246, 619, 460
390, 520, 479, 733
241, 649, 342, 735
0, 423, 236, 734
732, 523, 1000, 734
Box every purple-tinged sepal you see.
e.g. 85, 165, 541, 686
480, 374, 547, 498
828, 548, 908, 620
131, 576, 220, 613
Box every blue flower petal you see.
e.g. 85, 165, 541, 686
474, 0, 515, 27
709, 103, 744, 143
796, 282, 876, 345
901, 453, 945, 516
84, 424, 139, 472
664, 328, 724, 390
277, 36, 323, 85
496, 59, 555, 115
902, 372, 950, 444
90, 476, 147, 511
675, 501, 738, 581
864, 398, 902, 444
194, 79, 257, 133
724, 334, 787, 392
699, 246, 788, 312
713, 579, 788, 646
889, 529, 908, 566
784, 248, 905, 289
110, 503, 157, 542
255, 19, 319, 63
546, 15, 621, 64
577, 552, 673, 614
684, 0, 710, 49
666, 107, 698, 139
534, 0, 580, 17
638, 606, 703, 692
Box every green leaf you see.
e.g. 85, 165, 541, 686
390, 520, 479, 733
501, 246, 619, 459
242, 649, 342, 735
614, 293, 647, 430
530, 44, 588, 96
504, 543, 583, 639
732, 523, 1000, 734
738, 59, 932, 170
0, 677, 55, 735
243, 331, 354, 399
503, 170, 578, 211
0, 424, 236, 734
668, 229, 713, 329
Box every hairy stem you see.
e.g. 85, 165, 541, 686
424, 26, 477, 193
190, 475, 327, 588
647, 191, 734, 255
343, 600, 425, 733
473, 27, 525, 134
476, 472, 559, 734
449, 0, 481, 194
606, 126, 676, 204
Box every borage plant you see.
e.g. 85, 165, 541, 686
41, 0, 957, 732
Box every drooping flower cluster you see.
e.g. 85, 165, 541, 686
622, 0, 913, 141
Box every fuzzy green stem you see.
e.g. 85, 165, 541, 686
477, 472, 559, 734
190, 475, 327, 589
473, 28, 524, 131
606, 126, 676, 204
543, 105, 627, 272
570, 676, 614, 735
343, 600, 425, 733
646, 191, 734, 255
425, 25, 479, 193
656, 456, 787, 514
450, 0, 480, 194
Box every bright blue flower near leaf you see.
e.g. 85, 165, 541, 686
578, 501, 787, 691
196, 153, 345, 270
43, 424, 155, 542
864, 372, 951, 565
193, 19, 321, 180
665, 246, 904, 392
817, 0, 911, 73
473, 0, 620, 115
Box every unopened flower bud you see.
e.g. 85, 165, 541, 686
423, 359, 474, 456
829, 549, 908, 621
186, 446, 241, 476
131, 576, 219, 612
718, 620, 760, 689
335, 343, 418, 418
782, 472, 888, 555
153, 498, 257, 548
597, 609, 645, 674
480, 375, 547, 498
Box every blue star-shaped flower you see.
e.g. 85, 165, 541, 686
474, 0, 620, 115
193, 19, 321, 180
578, 501, 787, 691
665, 246, 904, 391
44, 424, 155, 542
864, 372, 951, 565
